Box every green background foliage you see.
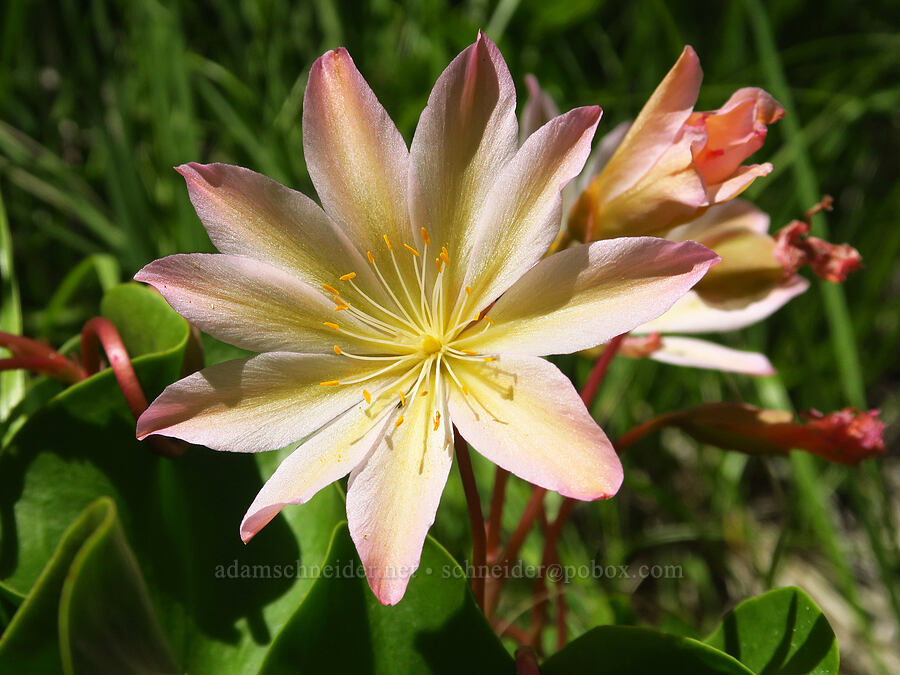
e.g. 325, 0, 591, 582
0, 0, 897, 672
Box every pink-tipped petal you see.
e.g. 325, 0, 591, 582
135, 254, 379, 354
303, 48, 412, 254
346, 391, 453, 605
462, 105, 602, 310
707, 163, 772, 203
240, 400, 394, 542
594, 46, 702, 202
447, 354, 622, 500
408, 31, 519, 296
649, 336, 776, 375
636, 275, 809, 334
577, 120, 632, 192
136, 353, 403, 453
175, 163, 376, 288
458, 237, 718, 356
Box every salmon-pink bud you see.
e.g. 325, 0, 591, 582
773, 220, 862, 282
567, 48, 783, 242
666, 403, 886, 466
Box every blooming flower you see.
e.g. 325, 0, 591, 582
522, 62, 795, 375
135, 33, 718, 604
566, 46, 784, 242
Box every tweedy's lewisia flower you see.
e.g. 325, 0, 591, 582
135, 33, 718, 604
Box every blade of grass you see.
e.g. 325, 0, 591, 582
0, 185, 25, 421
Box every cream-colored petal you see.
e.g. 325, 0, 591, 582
346, 381, 453, 605
240, 400, 395, 542
648, 336, 775, 375
408, 31, 518, 301
176, 163, 380, 294
457, 237, 717, 356
635, 275, 809, 334
303, 48, 412, 256
666, 199, 770, 242
591, 46, 702, 203
135, 254, 385, 354
136, 353, 414, 453
446, 354, 621, 500
460, 105, 601, 317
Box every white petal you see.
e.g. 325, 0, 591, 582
240, 400, 395, 542
408, 32, 518, 299
135, 254, 382, 354
136, 353, 413, 453
458, 237, 718, 356
648, 336, 775, 375
447, 354, 621, 500
346, 382, 453, 605
636, 275, 809, 334
303, 48, 412, 255
460, 105, 602, 314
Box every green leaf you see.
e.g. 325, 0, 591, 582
0, 185, 25, 426
0, 498, 178, 674
0, 282, 346, 674
260, 523, 514, 675
705, 586, 839, 675
541, 626, 754, 675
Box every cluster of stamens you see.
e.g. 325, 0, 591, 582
318, 227, 499, 433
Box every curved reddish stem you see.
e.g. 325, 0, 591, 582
80, 317, 186, 459
81, 317, 148, 419
0, 356, 85, 383
486, 467, 510, 562
454, 430, 486, 610
580, 333, 627, 407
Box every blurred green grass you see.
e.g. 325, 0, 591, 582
1, 0, 897, 671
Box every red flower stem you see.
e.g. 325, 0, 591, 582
0, 356, 85, 383
81, 317, 148, 419
454, 429, 486, 611
80, 317, 186, 459
579, 333, 627, 407
486, 467, 510, 562
522, 335, 627, 644
485, 485, 547, 618
514, 646, 541, 675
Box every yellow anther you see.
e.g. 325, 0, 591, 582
461, 349, 477, 355
403, 243, 420, 257
333, 345, 342, 355
484, 316, 494, 326
474, 312, 481, 321
324, 322, 340, 330
322, 283, 340, 295
420, 390, 429, 397
367, 251, 375, 263
340, 272, 357, 281
395, 415, 404, 427
440, 250, 450, 265
462, 385, 469, 396
433, 411, 441, 431
420, 227, 431, 245
435, 258, 443, 272
484, 357, 497, 362
320, 380, 340, 386
363, 389, 371, 403
383, 234, 392, 251
465, 286, 471, 296
334, 303, 350, 311
400, 391, 406, 406
442, 246, 449, 259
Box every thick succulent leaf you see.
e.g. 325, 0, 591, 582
259, 523, 514, 675
541, 625, 754, 675
0, 283, 346, 674
705, 586, 839, 675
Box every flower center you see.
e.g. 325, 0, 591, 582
420, 334, 442, 355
